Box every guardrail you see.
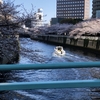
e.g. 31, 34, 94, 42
0, 62, 100, 90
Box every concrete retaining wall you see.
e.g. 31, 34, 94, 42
31, 35, 100, 53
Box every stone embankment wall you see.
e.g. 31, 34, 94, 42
0, 34, 19, 64
31, 35, 100, 54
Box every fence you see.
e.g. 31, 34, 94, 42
0, 61, 100, 90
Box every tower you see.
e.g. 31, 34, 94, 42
37, 8, 43, 20
31, 8, 43, 27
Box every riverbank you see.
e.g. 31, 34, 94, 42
31, 35, 100, 54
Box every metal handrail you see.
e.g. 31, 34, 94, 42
0, 61, 100, 71
0, 61, 100, 90
0, 80, 100, 90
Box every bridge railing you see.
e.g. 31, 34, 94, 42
0, 61, 100, 90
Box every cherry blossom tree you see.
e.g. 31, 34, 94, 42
69, 18, 100, 37
33, 23, 73, 35
0, 0, 36, 35
0, 0, 36, 63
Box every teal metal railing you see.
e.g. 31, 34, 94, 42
0, 61, 100, 90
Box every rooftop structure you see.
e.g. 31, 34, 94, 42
31, 8, 43, 28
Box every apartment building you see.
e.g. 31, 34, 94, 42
56, 0, 90, 20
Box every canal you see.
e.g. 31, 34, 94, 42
0, 38, 100, 100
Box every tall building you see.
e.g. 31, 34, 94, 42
56, 0, 90, 20
92, 0, 100, 18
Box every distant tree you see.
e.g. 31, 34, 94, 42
35, 23, 73, 35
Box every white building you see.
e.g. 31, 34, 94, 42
31, 8, 43, 28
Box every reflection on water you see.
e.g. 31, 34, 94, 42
0, 38, 100, 100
